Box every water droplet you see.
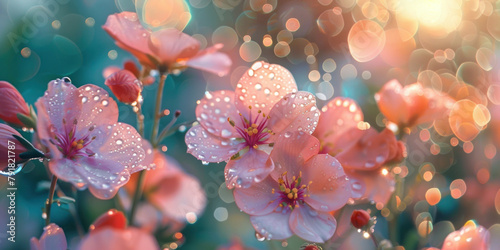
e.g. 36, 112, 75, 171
221, 129, 232, 137
255, 83, 262, 90
284, 131, 292, 138
82, 97, 88, 103
116, 139, 123, 145
255, 231, 266, 241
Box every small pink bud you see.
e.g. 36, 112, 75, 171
105, 70, 142, 104
0, 124, 27, 172
0, 81, 30, 127
351, 209, 371, 229
89, 209, 127, 234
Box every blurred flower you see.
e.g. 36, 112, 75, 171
217, 238, 257, 250
313, 97, 404, 204
126, 150, 206, 229
103, 12, 231, 76
30, 223, 67, 250
0, 124, 27, 171
0, 81, 31, 127
442, 220, 490, 250
301, 244, 322, 250
350, 209, 371, 229
375, 79, 455, 128
103, 60, 155, 86
105, 70, 142, 104
185, 61, 320, 188
35, 78, 147, 199
233, 132, 351, 243
78, 209, 159, 250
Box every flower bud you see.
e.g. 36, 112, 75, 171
0, 124, 27, 172
89, 209, 127, 233
301, 244, 322, 250
105, 70, 142, 104
0, 81, 30, 127
30, 223, 67, 250
351, 209, 371, 229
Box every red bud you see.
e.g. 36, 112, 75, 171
351, 209, 371, 229
89, 209, 127, 233
0, 81, 30, 127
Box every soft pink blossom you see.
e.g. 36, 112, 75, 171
313, 97, 404, 204
375, 79, 455, 128
0, 124, 27, 171
233, 132, 351, 243
35, 78, 148, 199
442, 221, 490, 250
103, 12, 231, 75
0, 81, 31, 127
30, 223, 67, 250
185, 61, 320, 188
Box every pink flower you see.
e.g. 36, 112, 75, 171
442, 221, 490, 250
217, 238, 257, 250
185, 61, 320, 188
30, 223, 67, 250
375, 79, 455, 128
126, 150, 206, 225
103, 60, 155, 86
103, 12, 231, 75
0, 81, 31, 127
0, 124, 27, 172
35, 78, 147, 199
313, 97, 404, 204
233, 132, 351, 243
78, 210, 159, 250
105, 70, 142, 104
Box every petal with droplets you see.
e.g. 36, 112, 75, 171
346, 169, 395, 204
375, 79, 410, 126
30, 223, 67, 250
78, 227, 159, 250
185, 125, 245, 162
250, 212, 293, 240
77, 84, 119, 132
289, 204, 337, 243
303, 154, 351, 212
225, 148, 274, 189
233, 176, 280, 215
196, 90, 240, 139
267, 91, 320, 142
234, 61, 297, 118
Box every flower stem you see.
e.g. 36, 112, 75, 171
370, 231, 379, 248
135, 102, 145, 137
45, 175, 58, 226
128, 170, 146, 225
151, 73, 168, 147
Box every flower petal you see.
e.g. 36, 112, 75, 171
347, 169, 395, 204
186, 44, 232, 76
185, 125, 245, 162
335, 128, 398, 171
196, 90, 241, 139
267, 91, 320, 141
103, 66, 121, 79
375, 79, 409, 126
76, 84, 119, 133
234, 176, 280, 215
289, 205, 337, 243
225, 148, 274, 189
103, 12, 155, 67
313, 97, 363, 154
270, 132, 320, 181
442, 222, 490, 250
149, 28, 200, 65
250, 212, 293, 240
303, 154, 351, 212
31, 223, 67, 250
415, 87, 455, 125
78, 228, 159, 250
234, 61, 297, 118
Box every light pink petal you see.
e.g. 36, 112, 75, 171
195, 90, 241, 139
225, 148, 274, 189
303, 154, 351, 212
346, 169, 395, 204
267, 91, 320, 142
321, 126, 366, 156
442, 223, 490, 250
290, 205, 337, 243
35, 78, 80, 142
185, 125, 245, 162
30, 223, 67, 250
76, 84, 119, 132
335, 128, 398, 171
103, 66, 121, 79
90, 123, 146, 174
102, 12, 155, 67
78, 228, 160, 250
49, 157, 129, 200
186, 44, 232, 76
148, 28, 200, 65
375, 79, 409, 125
313, 97, 363, 153
234, 61, 297, 118
250, 212, 293, 240
415, 88, 455, 125
233, 176, 280, 215
269, 132, 320, 181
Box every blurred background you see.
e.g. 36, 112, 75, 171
1, 0, 500, 249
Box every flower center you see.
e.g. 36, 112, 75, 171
271, 171, 311, 212
228, 106, 274, 149
50, 119, 96, 160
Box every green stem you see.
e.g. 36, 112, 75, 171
128, 170, 147, 225
151, 73, 168, 147
370, 231, 379, 248
45, 175, 58, 226
135, 102, 145, 137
